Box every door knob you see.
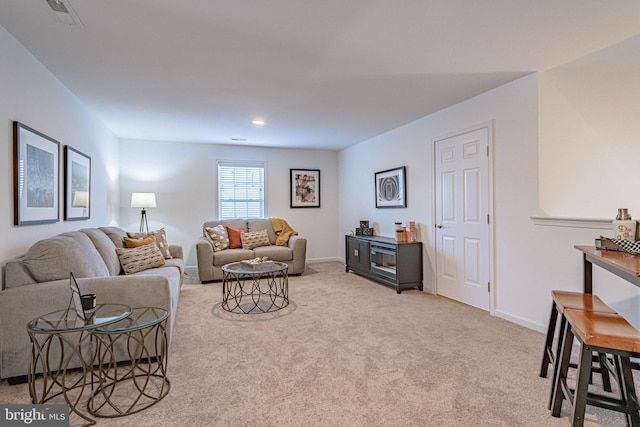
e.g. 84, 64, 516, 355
435, 224, 444, 229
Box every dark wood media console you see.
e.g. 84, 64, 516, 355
345, 235, 423, 294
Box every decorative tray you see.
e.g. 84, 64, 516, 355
240, 259, 276, 270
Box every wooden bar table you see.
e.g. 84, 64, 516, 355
575, 245, 640, 293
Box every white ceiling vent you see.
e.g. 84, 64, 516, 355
45, 0, 84, 27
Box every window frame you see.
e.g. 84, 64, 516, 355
217, 160, 267, 220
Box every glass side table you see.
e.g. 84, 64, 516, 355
89, 307, 170, 418
222, 261, 289, 313
27, 304, 132, 426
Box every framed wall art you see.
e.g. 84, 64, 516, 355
13, 121, 60, 225
290, 169, 320, 208
375, 166, 406, 208
64, 146, 91, 221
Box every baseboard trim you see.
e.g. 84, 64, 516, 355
494, 309, 546, 333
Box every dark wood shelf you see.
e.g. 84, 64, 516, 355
345, 235, 423, 294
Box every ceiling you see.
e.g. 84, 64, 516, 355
1, 1, 639, 150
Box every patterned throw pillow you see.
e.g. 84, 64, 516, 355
226, 226, 245, 249
123, 235, 156, 248
127, 228, 172, 259
116, 243, 166, 274
241, 229, 271, 250
205, 225, 229, 252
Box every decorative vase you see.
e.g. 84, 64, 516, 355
395, 222, 404, 242
613, 208, 637, 240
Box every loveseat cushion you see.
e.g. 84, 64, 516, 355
253, 245, 294, 262
205, 225, 229, 252
226, 226, 244, 249
212, 248, 255, 266
22, 232, 109, 282
241, 229, 271, 250
247, 219, 276, 244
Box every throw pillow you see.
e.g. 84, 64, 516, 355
127, 228, 172, 259
123, 235, 156, 248
116, 243, 166, 275
205, 225, 229, 252
226, 226, 245, 249
241, 229, 271, 250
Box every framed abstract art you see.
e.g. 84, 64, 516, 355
375, 166, 406, 208
290, 169, 320, 208
13, 121, 60, 225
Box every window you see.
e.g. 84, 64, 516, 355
218, 161, 265, 219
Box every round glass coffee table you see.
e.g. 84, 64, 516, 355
221, 262, 289, 314
27, 304, 132, 426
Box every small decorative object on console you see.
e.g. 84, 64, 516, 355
613, 208, 637, 240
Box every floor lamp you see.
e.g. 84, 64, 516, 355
131, 192, 156, 233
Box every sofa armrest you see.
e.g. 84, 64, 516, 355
288, 235, 307, 274
169, 244, 183, 260
196, 237, 214, 281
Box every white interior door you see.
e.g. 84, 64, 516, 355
434, 127, 490, 311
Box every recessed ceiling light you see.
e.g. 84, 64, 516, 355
252, 119, 265, 126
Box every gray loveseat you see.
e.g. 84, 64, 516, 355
0, 226, 184, 383
196, 218, 306, 282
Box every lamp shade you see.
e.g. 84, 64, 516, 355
131, 192, 157, 208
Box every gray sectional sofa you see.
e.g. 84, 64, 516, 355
196, 218, 306, 282
0, 226, 184, 382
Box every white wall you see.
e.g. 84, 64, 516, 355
340, 38, 640, 333
539, 34, 640, 218
118, 139, 339, 267
0, 25, 119, 284
340, 74, 541, 318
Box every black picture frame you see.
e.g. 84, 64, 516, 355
13, 122, 60, 225
64, 146, 91, 221
290, 169, 320, 208
375, 166, 406, 208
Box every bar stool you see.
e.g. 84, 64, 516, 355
540, 292, 616, 372
540, 291, 617, 409
551, 308, 640, 427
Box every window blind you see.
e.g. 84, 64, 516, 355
218, 161, 265, 219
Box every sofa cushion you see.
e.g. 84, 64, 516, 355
80, 228, 122, 276
241, 229, 271, 250
205, 225, 229, 252
116, 243, 166, 274
99, 226, 127, 249
213, 248, 255, 266
253, 246, 294, 262
127, 228, 173, 259
203, 219, 247, 231
247, 219, 276, 244
226, 226, 244, 249
22, 232, 109, 282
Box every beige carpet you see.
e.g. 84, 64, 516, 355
0, 262, 630, 426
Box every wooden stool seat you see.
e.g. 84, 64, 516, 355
552, 291, 617, 314
566, 309, 640, 353
551, 309, 640, 427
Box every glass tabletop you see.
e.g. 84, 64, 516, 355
93, 307, 168, 333
222, 261, 288, 274
27, 304, 132, 333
